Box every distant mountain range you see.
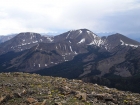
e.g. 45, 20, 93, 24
0, 29, 140, 93
134, 38, 140, 42
0, 34, 16, 43
96, 32, 140, 42
95, 32, 116, 36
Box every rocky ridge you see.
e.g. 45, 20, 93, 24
0, 72, 140, 105
0, 32, 53, 55
1, 29, 139, 55
0, 29, 140, 72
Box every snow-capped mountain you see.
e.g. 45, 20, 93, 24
0, 29, 140, 71
101, 33, 140, 51
53, 29, 99, 44
0, 32, 53, 55
1, 29, 140, 93
1, 29, 139, 55
53, 29, 140, 50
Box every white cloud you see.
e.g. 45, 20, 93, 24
0, 0, 140, 36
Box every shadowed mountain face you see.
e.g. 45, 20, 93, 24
0, 29, 140, 93
0, 29, 140, 72
9, 41, 88, 72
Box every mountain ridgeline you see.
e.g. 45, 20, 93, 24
0, 34, 16, 43
0, 29, 140, 93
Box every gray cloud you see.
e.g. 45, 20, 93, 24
103, 9, 140, 32
0, 0, 140, 38
99, 8, 140, 38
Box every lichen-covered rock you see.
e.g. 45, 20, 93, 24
75, 91, 87, 101
54, 102, 62, 105
26, 98, 37, 104
0, 94, 12, 104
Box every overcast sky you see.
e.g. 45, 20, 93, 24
0, 0, 140, 37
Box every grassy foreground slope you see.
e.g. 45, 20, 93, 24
0, 72, 140, 105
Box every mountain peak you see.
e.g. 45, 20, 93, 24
53, 29, 99, 47
17, 32, 41, 37
0, 32, 53, 54
109, 33, 140, 46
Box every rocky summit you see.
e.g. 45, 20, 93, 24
0, 72, 140, 105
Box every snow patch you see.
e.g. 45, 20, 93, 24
97, 39, 103, 46
40, 39, 43, 42
120, 40, 125, 45
78, 38, 85, 44
17, 42, 31, 47
59, 43, 61, 48
92, 33, 97, 39
66, 32, 70, 39
70, 46, 73, 52
22, 43, 26, 46
87, 31, 90, 34
64, 45, 67, 50
79, 30, 82, 34
87, 31, 97, 38
88, 37, 102, 47
74, 51, 78, 54
47, 37, 53, 42
38, 64, 40, 67
35, 44, 39, 50
33, 41, 38, 43
120, 39, 139, 48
